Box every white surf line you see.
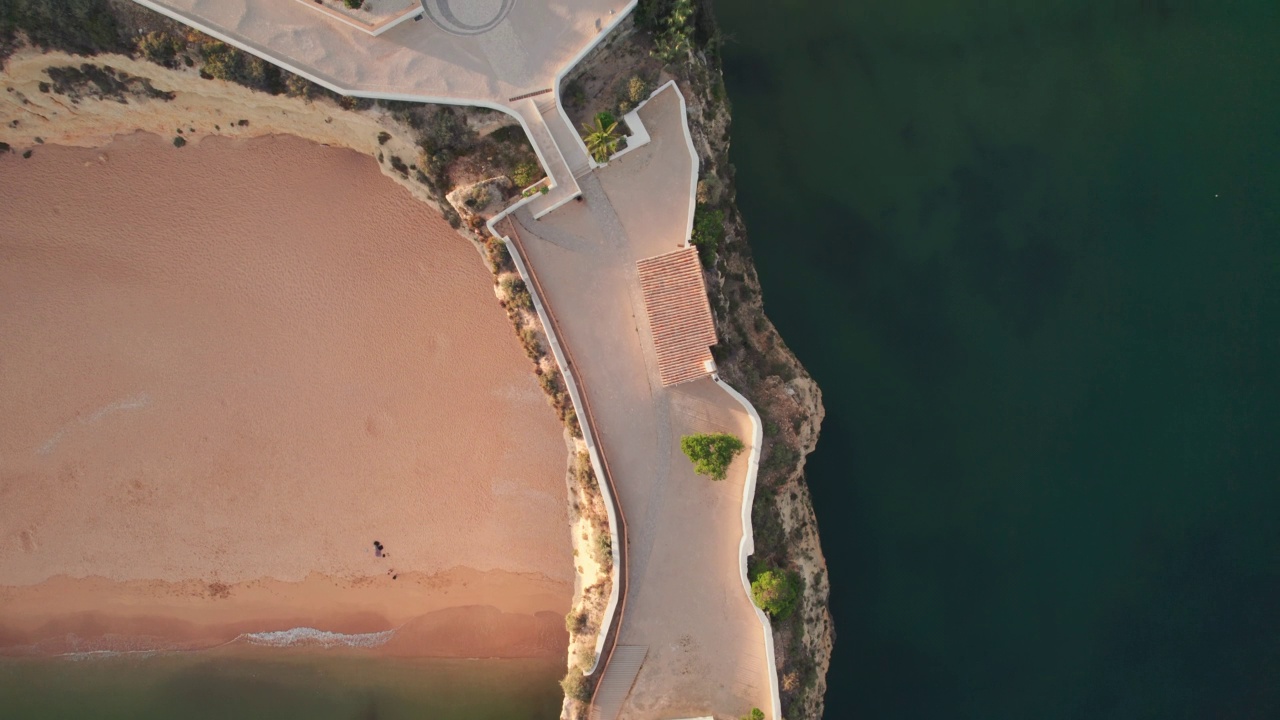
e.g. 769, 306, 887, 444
237, 626, 396, 649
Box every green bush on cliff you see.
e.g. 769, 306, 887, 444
691, 205, 726, 267
750, 569, 800, 620
560, 668, 591, 702
136, 31, 181, 66
511, 160, 539, 188
648, 0, 696, 64
680, 432, 744, 481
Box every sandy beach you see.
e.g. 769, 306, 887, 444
0, 132, 572, 657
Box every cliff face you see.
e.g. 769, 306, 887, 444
671, 17, 835, 720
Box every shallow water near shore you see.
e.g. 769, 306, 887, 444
720, 0, 1280, 718
0, 653, 564, 720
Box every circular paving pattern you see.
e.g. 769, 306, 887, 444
421, 0, 516, 36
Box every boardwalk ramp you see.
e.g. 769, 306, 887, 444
589, 645, 649, 720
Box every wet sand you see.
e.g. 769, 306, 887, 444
0, 133, 571, 656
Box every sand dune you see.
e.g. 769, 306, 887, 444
0, 132, 571, 656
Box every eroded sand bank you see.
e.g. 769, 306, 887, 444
0, 133, 572, 656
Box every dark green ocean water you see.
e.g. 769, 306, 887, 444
718, 0, 1280, 718
0, 653, 563, 720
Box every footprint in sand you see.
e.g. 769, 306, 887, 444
18, 529, 37, 553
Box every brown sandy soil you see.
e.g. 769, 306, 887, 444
0, 133, 572, 655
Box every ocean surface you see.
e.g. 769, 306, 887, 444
0, 652, 564, 720
718, 0, 1279, 718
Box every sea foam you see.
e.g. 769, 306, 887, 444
238, 627, 394, 649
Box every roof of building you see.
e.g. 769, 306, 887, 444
636, 246, 718, 387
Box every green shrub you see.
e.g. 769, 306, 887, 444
560, 669, 591, 702
343, 0, 364, 8
172, 136, 186, 148
627, 75, 651, 104
419, 106, 470, 158
617, 76, 651, 114
284, 72, 312, 99
750, 569, 800, 619
500, 276, 533, 312
741, 709, 766, 720
135, 31, 180, 66
691, 205, 725, 267
651, 0, 696, 64
593, 531, 613, 567
511, 160, 539, 188
199, 40, 239, 81
680, 432, 744, 480
376, 131, 391, 145
519, 326, 541, 359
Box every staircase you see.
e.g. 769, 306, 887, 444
537, 96, 593, 179
515, 96, 591, 218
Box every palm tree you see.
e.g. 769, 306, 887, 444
582, 114, 621, 163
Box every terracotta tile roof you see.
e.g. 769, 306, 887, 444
636, 246, 718, 387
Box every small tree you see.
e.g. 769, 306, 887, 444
680, 432, 745, 481
582, 113, 621, 163
751, 570, 800, 620
741, 709, 766, 720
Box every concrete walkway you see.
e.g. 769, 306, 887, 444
507, 87, 773, 720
